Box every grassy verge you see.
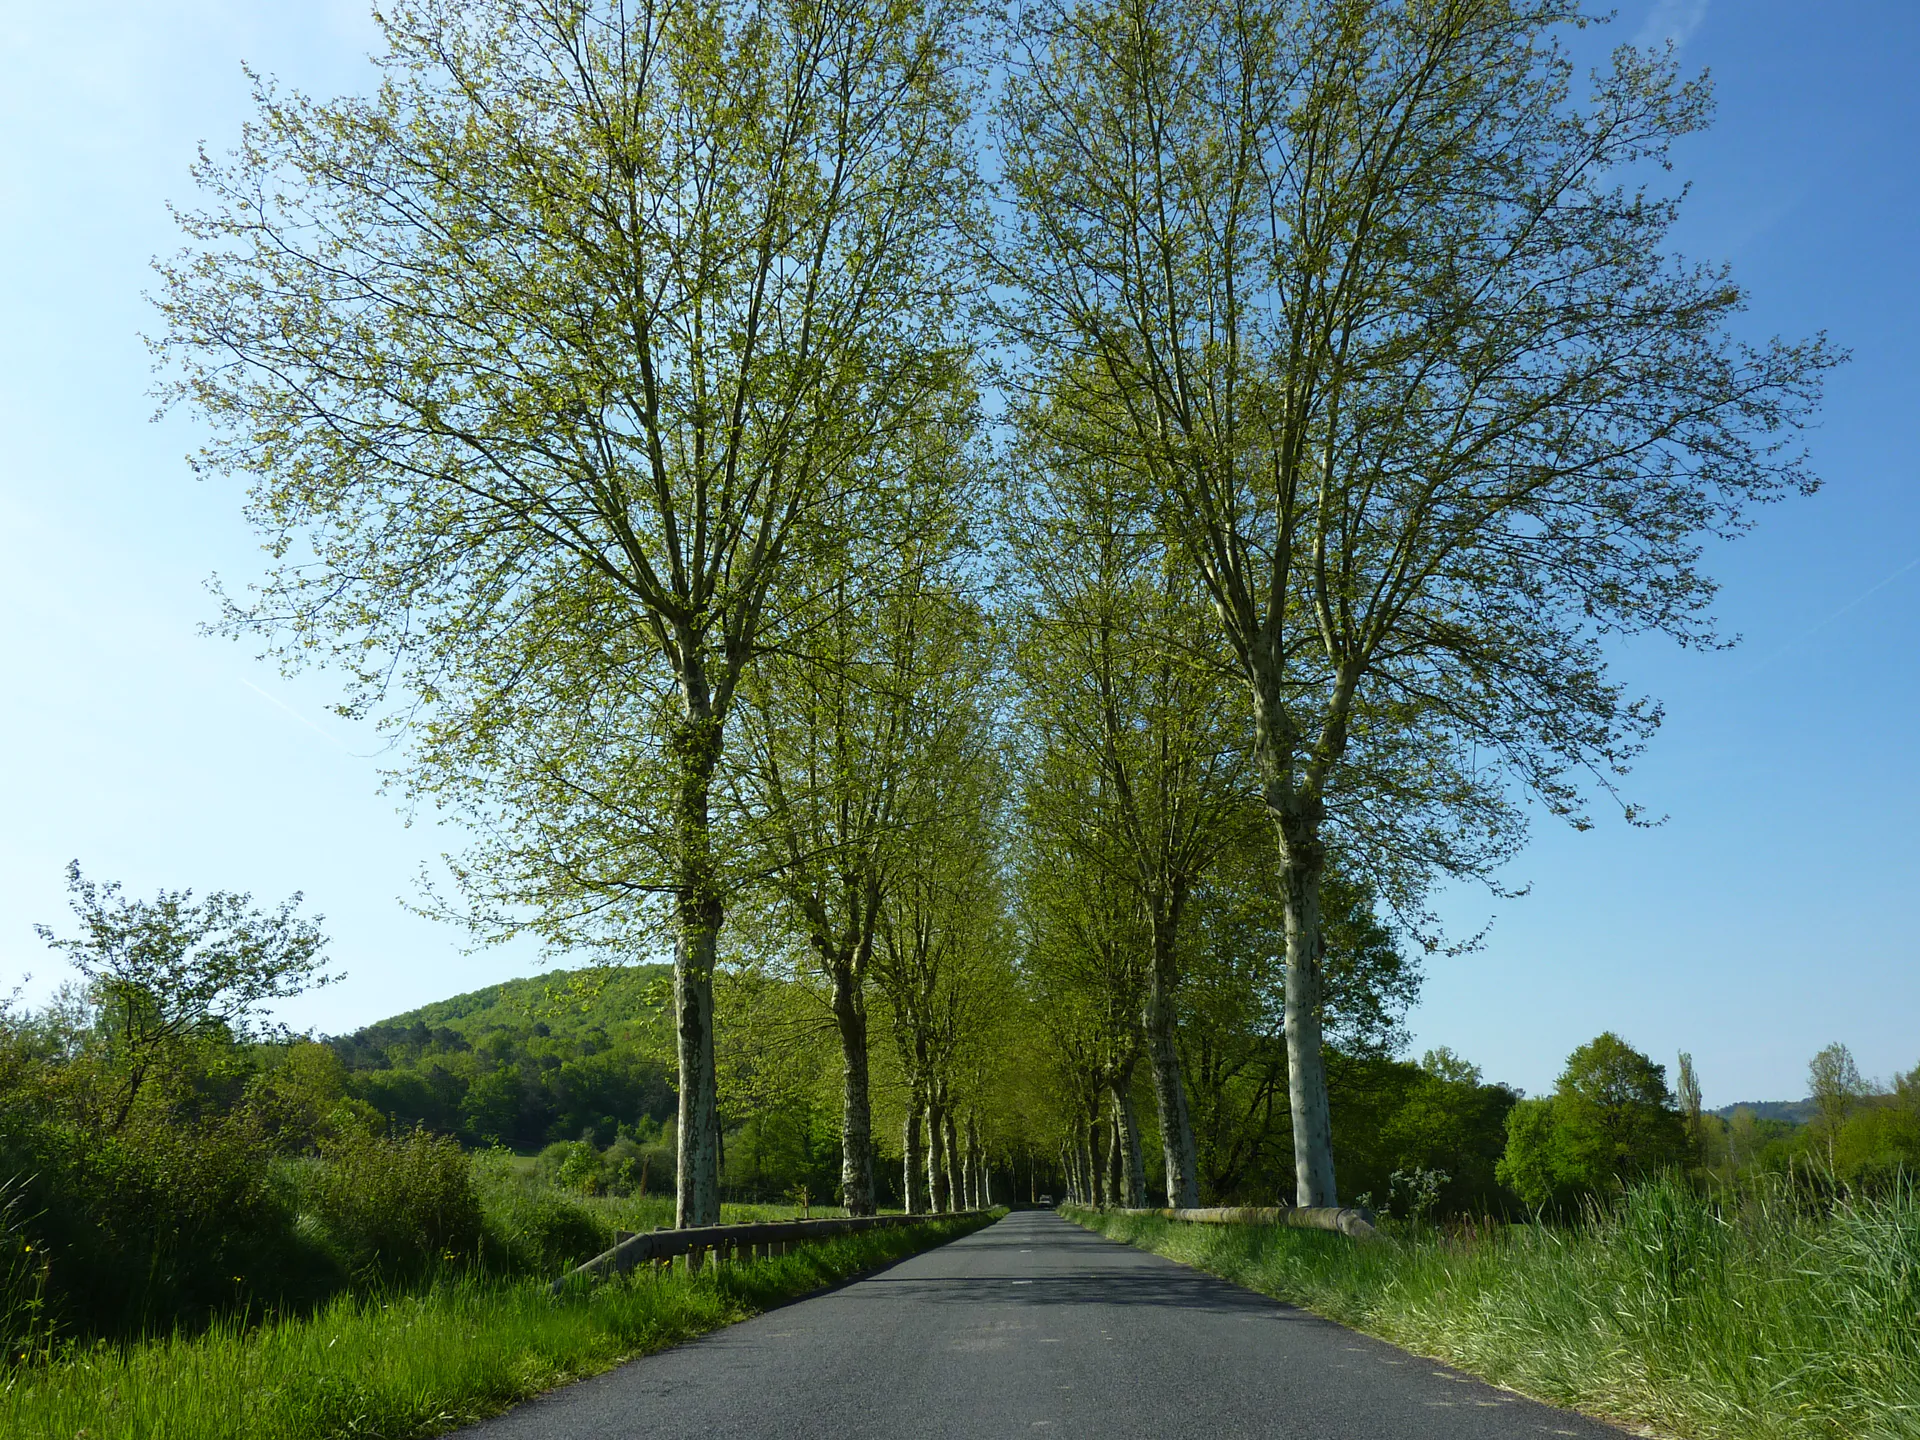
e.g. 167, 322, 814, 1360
1067, 1180, 1920, 1440
2, 1213, 995, 1440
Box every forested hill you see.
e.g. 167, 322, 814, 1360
332, 964, 673, 1052
1710, 1099, 1817, 1125
324, 964, 677, 1152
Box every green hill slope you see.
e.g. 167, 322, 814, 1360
326, 964, 676, 1151
349, 963, 674, 1044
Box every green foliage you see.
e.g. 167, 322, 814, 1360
1494, 1098, 1566, 1212
1498, 1033, 1689, 1212
0, 1175, 51, 1366
1077, 1176, 1920, 1440
1831, 1100, 1920, 1196
306, 1129, 483, 1279
470, 1156, 611, 1277
33, 862, 333, 1131
327, 967, 677, 1150
1330, 1051, 1517, 1218
0, 1105, 335, 1340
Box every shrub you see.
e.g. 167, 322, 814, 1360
472, 1153, 608, 1275
0, 1175, 50, 1365
1832, 1103, 1920, 1196
556, 1142, 601, 1194
309, 1128, 482, 1278
0, 1108, 331, 1339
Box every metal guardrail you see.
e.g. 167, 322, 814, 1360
1109, 1204, 1379, 1238
551, 1210, 994, 1294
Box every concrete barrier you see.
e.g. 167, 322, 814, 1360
552, 1210, 993, 1294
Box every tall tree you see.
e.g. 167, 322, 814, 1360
1808, 1042, 1870, 1169
1017, 803, 1154, 1205
994, 0, 1837, 1202
1007, 441, 1256, 1205
159, 0, 976, 1224
872, 696, 1007, 1214
736, 428, 985, 1213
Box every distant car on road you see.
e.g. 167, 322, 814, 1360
1037, 1194, 1053, 1208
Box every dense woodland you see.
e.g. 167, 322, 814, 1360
6, 0, 1906, 1362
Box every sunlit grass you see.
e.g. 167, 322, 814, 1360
1, 1215, 992, 1440
1071, 1179, 1920, 1440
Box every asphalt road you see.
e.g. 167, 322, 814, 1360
464, 1210, 1627, 1439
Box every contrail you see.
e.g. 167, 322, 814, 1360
1738, 552, 1920, 679
240, 679, 350, 751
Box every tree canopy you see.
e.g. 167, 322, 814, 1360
154, 0, 1839, 1217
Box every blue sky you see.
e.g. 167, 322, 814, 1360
1, 1, 1914, 1106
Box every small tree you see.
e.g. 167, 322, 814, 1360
1499, 1032, 1687, 1210
1808, 1042, 1870, 1169
34, 862, 333, 1129
1676, 1051, 1706, 1161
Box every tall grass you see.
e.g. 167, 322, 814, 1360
0, 1214, 992, 1440
1072, 1178, 1920, 1440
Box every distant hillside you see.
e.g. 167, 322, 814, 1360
346, 963, 674, 1042
324, 963, 677, 1151
1710, 1098, 1816, 1125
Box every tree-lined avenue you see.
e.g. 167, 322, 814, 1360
461, 1213, 1623, 1438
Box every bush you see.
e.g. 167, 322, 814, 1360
0, 1175, 50, 1365
309, 1128, 482, 1278
1832, 1102, 1920, 1196
0, 1109, 332, 1340
472, 1152, 608, 1275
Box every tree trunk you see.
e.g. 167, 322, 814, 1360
967, 1113, 983, 1205
669, 704, 724, 1229
945, 1108, 963, 1212
1278, 822, 1338, 1206
956, 1119, 971, 1210
1110, 1076, 1147, 1207
964, 1112, 982, 1209
831, 965, 875, 1215
1143, 907, 1200, 1206
1105, 1106, 1121, 1206
1093, 1116, 1108, 1207
927, 1094, 949, 1212
903, 1073, 927, 1215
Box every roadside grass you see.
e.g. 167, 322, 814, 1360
1, 1214, 994, 1440
1068, 1178, 1920, 1440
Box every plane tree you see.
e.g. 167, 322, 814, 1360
870, 690, 1007, 1213
1005, 436, 1260, 1205
732, 422, 987, 1213
1017, 840, 1153, 1207
157, 0, 977, 1224
994, 0, 1838, 1203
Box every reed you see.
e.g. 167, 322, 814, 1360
1072, 1177, 1920, 1440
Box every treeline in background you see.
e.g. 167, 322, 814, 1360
7, 848, 1914, 1359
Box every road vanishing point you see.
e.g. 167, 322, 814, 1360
464, 1211, 1626, 1439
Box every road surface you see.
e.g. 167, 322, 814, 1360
464, 1209, 1626, 1439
